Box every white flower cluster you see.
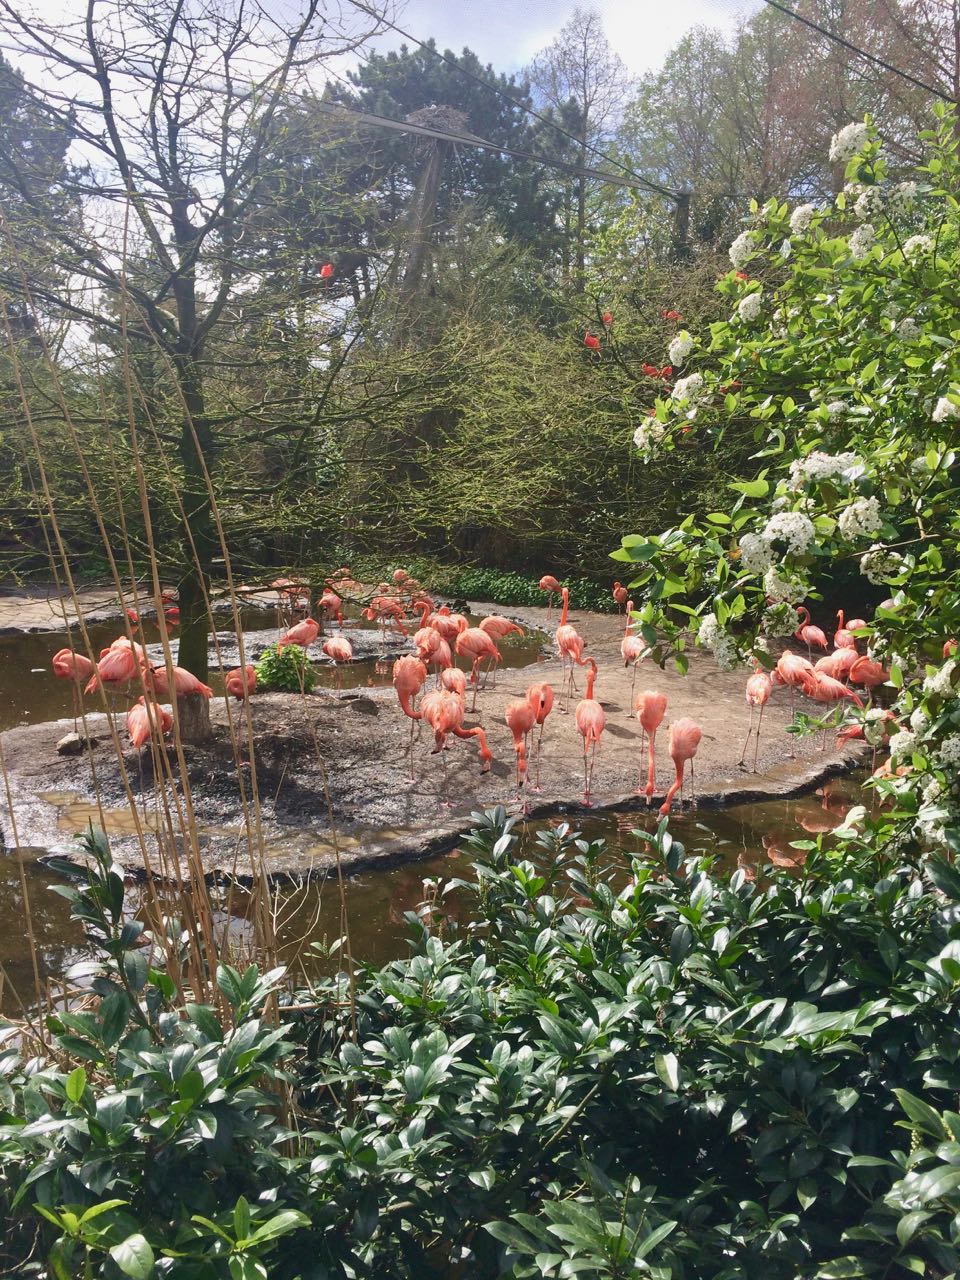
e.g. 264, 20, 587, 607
762, 602, 802, 635
937, 734, 960, 768
849, 223, 875, 260
897, 316, 921, 342
672, 372, 705, 403
780, 238, 792, 259
825, 400, 847, 418
854, 186, 884, 220
738, 531, 775, 574
933, 395, 959, 422
860, 544, 904, 585
737, 291, 762, 322
830, 121, 869, 163
669, 331, 694, 366
923, 658, 956, 699
696, 612, 742, 670
838, 495, 882, 539
909, 706, 928, 733
762, 511, 816, 554
788, 451, 862, 489
789, 203, 815, 234
633, 419, 665, 454
888, 729, 916, 761
903, 234, 933, 260
888, 180, 917, 215
729, 230, 753, 270
882, 301, 902, 320
763, 565, 807, 605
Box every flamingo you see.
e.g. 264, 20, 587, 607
555, 587, 585, 706
317, 589, 344, 631
815, 647, 860, 682
478, 615, 524, 641
849, 656, 889, 703
504, 696, 537, 802
363, 594, 408, 643
574, 658, 605, 805
440, 667, 467, 698
322, 636, 353, 697
455, 628, 501, 711
802, 671, 864, 749
52, 648, 95, 731
659, 718, 703, 816
635, 689, 668, 804
427, 638, 453, 683
393, 655, 427, 781
620, 599, 644, 710
277, 617, 320, 650
224, 665, 256, 701
526, 681, 554, 791
612, 581, 628, 613
164, 606, 180, 627
143, 664, 213, 700
795, 607, 828, 658
738, 669, 773, 772
430, 607, 469, 644
834, 609, 857, 649
773, 650, 814, 715
84, 640, 140, 695
538, 574, 562, 615
127, 696, 173, 750
420, 689, 492, 805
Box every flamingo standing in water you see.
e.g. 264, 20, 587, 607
635, 689, 667, 803
659, 718, 703, 816
795, 607, 829, 659
52, 648, 95, 731
420, 689, 492, 806
278, 617, 320, 650
322, 636, 353, 697
620, 600, 644, 711
555, 587, 585, 707
224, 665, 256, 701
527, 681, 554, 791
539, 574, 561, 615
504, 695, 537, 803
574, 658, 605, 805
739, 668, 773, 772
393, 655, 427, 781
455, 628, 501, 711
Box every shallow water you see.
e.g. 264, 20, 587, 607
0, 774, 858, 1011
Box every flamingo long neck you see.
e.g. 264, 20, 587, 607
661, 761, 685, 814
397, 687, 422, 719
623, 601, 634, 638
415, 600, 431, 626
558, 588, 569, 628
645, 725, 658, 800
797, 606, 810, 627
584, 661, 597, 700
837, 608, 845, 629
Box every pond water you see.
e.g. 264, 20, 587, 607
0, 774, 859, 1012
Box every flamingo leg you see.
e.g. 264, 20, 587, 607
469, 661, 481, 713
690, 758, 696, 808
534, 722, 545, 792
646, 730, 657, 806
753, 703, 764, 773
629, 661, 639, 713
582, 741, 590, 805
637, 727, 646, 792
738, 704, 755, 768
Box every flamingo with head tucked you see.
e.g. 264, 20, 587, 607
526, 681, 554, 791
322, 636, 353, 697
225, 665, 256, 701
574, 659, 605, 805
52, 648, 95, 731
612, 581, 628, 614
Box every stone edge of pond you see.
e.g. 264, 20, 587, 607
36, 742, 868, 888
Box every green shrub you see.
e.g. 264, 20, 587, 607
254, 642, 315, 693
4, 813, 960, 1277
448, 566, 616, 613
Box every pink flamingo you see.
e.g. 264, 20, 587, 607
659, 718, 703, 816
440, 667, 467, 697
143, 664, 213, 700
574, 658, 605, 805
479, 614, 524, 641
224, 665, 256, 701
739, 669, 773, 772
635, 689, 668, 803
539, 574, 561, 615
317, 588, 343, 631
278, 617, 319, 650
612, 581, 628, 613
802, 670, 864, 749
322, 636, 353, 697
430, 607, 469, 644
849, 656, 889, 699
427, 638, 453, 683
455, 628, 501, 711
526, 681, 554, 791
84, 640, 140, 695
774, 650, 814, 715
393, 655, 427, 781
127, 696, 173, 750
814, 647, 859, 682
620, 599, 644, 710
420, 689, 492, 805
52, 648, 95, 731
795, 607, 828, 658
555, 587, 585, 706
413, 625, 442, 664
834, 609, 857, 649
504, 695, 537, 802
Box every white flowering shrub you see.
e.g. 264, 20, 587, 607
615, 108, 960, 855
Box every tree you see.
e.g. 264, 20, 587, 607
526, 7, 633, 284
0, 0, 385, 738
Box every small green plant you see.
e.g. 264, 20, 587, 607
254, 642, 315, 693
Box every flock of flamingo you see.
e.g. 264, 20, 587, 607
47, 566, 896, 816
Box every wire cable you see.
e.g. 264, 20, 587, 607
343, 0, 679, 199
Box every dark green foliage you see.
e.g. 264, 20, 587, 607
4, 814, 960, 1276
448, 566, 616, 613
254, 642, 315, 693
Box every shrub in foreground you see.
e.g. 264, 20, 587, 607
1, 814, 959, 1277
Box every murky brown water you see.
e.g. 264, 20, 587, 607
0, 775, 858, 1011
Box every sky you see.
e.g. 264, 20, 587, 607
362, 0, 760, 78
